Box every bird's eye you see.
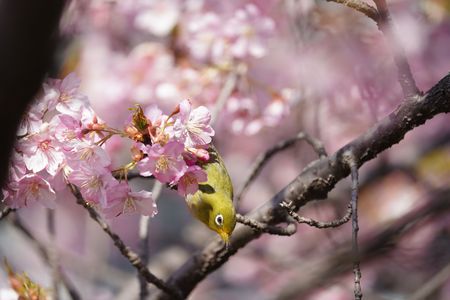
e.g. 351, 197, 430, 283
215, 214, 224, 226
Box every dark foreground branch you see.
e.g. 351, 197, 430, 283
152, 73, 450, 299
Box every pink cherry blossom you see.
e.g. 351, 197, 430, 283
19, 123, 65, 176
7, 174, 56, 209
138, 141, 187, 183
52, 114, 83, 145
17, 111, 43, 136
172, 100, 214, 147
177, 165, 207, 196
65, 141, 111, 169
43, 72, 88, 117
68, 166, 117, 206
103, 182, 157, 218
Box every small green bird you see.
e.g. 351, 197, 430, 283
186, 146, 236, 243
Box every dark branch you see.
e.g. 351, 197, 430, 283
0, 207, 15, 220
280, 202, 352, 229
348, 154, 362, 300
235, 131, 327, 206
152, 73, 450, 299
236, 214, 297, 236
68, 184, 182, 300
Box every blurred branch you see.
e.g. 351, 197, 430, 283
10, 215, 81, 300
236, 214, 297, 236
326, 0, 379, 21
138, 182, 163, 300
211, 69, 240, 126
373, 0, 420, 98
235, 131, 327, 207
47, 209, 60, 300
410, 261, 450, 300
68, 184, 182, 299
0, 207, 14, 220
280, 201, 351, 228
274, 188, 450, 300
152, 72, 450, 299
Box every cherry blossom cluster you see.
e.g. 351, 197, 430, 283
181, 4, 275, 65
76, 1, 295, 137
2, 73, 214, 218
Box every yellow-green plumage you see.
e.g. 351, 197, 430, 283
186, 146, 236, 242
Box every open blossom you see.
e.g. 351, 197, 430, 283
138, 141, 187, 183
68, 166, 117, 206
65, 141, 111, 169
43, 72, 88, 117
177, 165, 207, 196
52, 114, 83, 145
172, 100, 214, 147
19, 123, 64, 176
103, 182, 157, 218
5, 174, 56, 209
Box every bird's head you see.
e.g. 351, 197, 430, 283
201, 192, 236, 244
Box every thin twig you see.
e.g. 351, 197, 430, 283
67, 184, 182, 299
235, 131, 327, 207
47, 209, 60, 300
280, 202, 352, 229
211, 69, 240, 126
348, 153, 362, 300
326, 0, 379, 21
236, 214, 297, 236
373, 0, 420, 98
10, 215, 82, 300
0, 207, 14, 220
138, 182, 163, 300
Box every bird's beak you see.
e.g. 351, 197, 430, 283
218, 230, 230, 246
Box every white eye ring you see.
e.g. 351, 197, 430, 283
215, 214, 224, 226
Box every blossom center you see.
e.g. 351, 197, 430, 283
29, 182, 40, 196
156, 156, 170, 172
39, 140, 51, 150
81, 175, 102, 190
182, 173, 196, 185
59, 92, 70, 103
124, 197, 136, 213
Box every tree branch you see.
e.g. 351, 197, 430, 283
348, 154, 362, 300
152, 73, 450, 299
373, 0, 420, 98
326, 0, 379, 21
280, 201, 352, 229
236, 214, 297, 236
0, 207, 14, 220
